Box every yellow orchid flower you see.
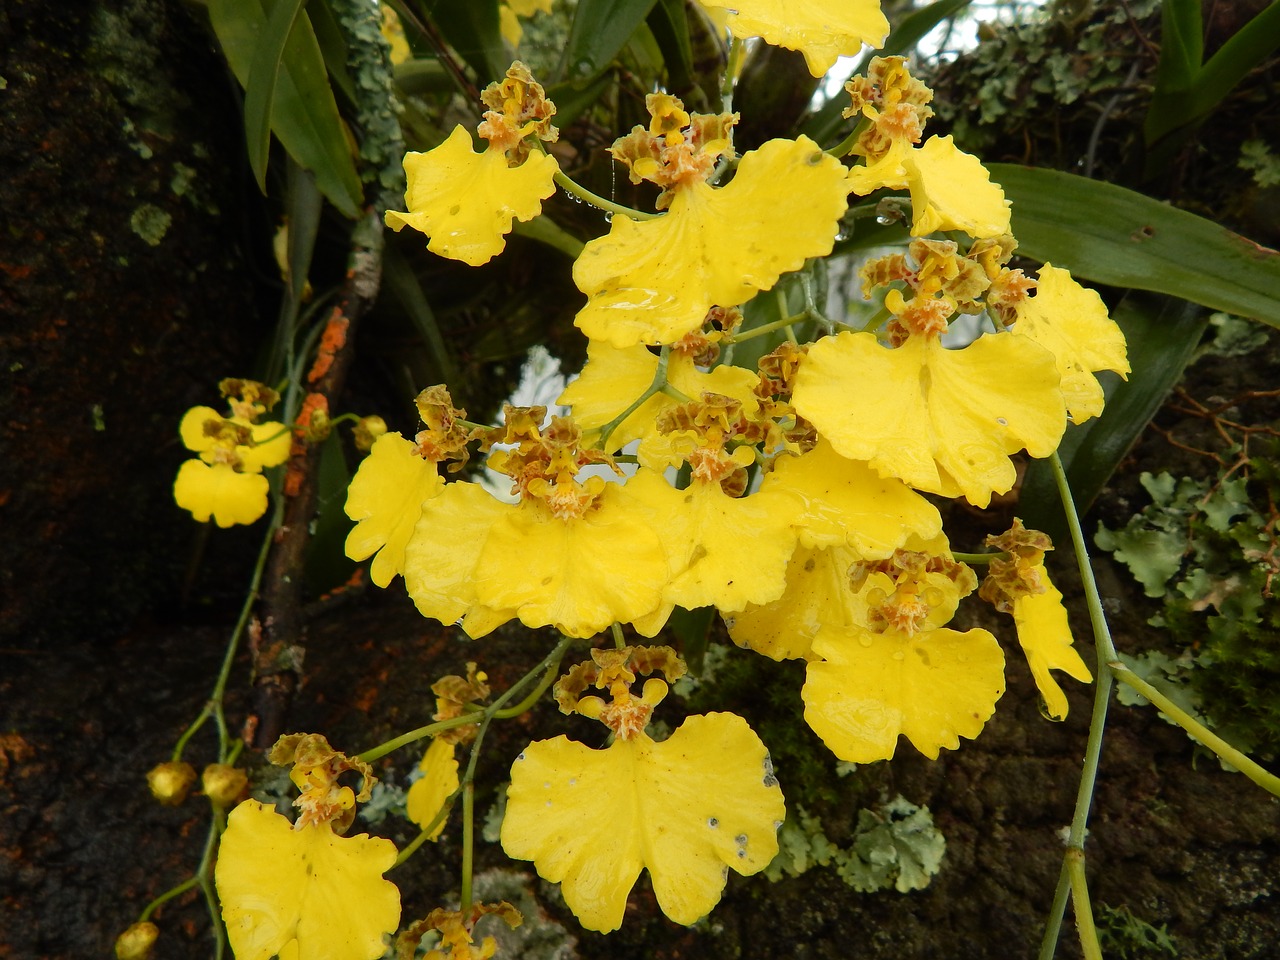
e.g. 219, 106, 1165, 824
216, 800, 400, 960
1012, 568, 1094, 719
803, 622, 1006, 762
574, 136, 851, 347
792, 328, 1066, 506
502, 650, 783, 932
385, 125, 558, 266
695, 0, 890, 78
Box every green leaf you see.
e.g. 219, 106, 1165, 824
562, 0, 659, 81
1020, 293, 1208, 541
382, 244, 463, 395
431, 0, 506, 84
208, 0, 363, 217
647, 0, 695, 98
1188, 1, 1280, 128
244, 0, 309, 194
669, 605, 716, 676
992, 164, 1280, 329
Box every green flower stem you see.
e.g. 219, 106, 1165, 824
460, 780, 476, 914
950, 551, 999, 565
494, 655, 564, 719
827, 116, 870, 158
551, 168, 659, 222
1066, 849, 1102, 960
659, 382, 694, 404
611, 622, 626, 650
451, 635, 575, 913
172, 489, 283, 764
138, 873, 201, 922
598, 346, 672, 449
1037, 452, 1112, 960
357, 712, 485, 764
1109, 662, 1280, 798
728, 314, 805, 344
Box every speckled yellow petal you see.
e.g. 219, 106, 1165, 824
402, 481, 505, 628
558, 343, 760, 458
406, 738, 459, 840
345, 433, 444, 587
179, 406, 223, 453
793, 331, 1066, 506
1012, 264, 1129, 424
763, 439, 941, 555
501, 713, 784, 932
216, 800, 400, 960
385, 125, 558, 266
654, 481, 802, 613
725, 544, 860, 661
803, 625, 1005, 762
1012, 566, 1093, 720
574, 137, 850, 347
902, 136, 1010, 239
472, 484, 670, 637
696, 0, 889, 77
174, 460, 269, 528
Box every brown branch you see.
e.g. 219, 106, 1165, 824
249, 211, 384, 749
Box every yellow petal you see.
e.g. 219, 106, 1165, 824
725, 545, 861, 661
847, 138, 911, 195
174, 460, 269, 528
406, 739, 459, 839
902, 136, 1011, 239
216, 800, 400, 960
472, 484, 670, 637
574, 137, 850, 347
763, 439, 942, 555
498, 4, 522, 46
655, 480, 802, 613
793, 331, 1066, 506
696, 0, 890, 77
242, 421, 292, 471
385, 125, 558, 266
344, 432, 444, 587
403, 481, 506, 628
803, 625, 1005, 762
1012, 566, 1093, 719
1012, 264, 1130, 424
179, 406, 223, 453
501, 713, 784, 932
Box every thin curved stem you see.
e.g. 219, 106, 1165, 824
1110, 662, 1280, 797
552, 168, 659, 221
598, 346, 672, 449
1038, 452, 1113, 960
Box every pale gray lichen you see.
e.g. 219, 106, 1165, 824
129, 203, 171, 246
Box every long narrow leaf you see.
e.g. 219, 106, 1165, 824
562, 0, 659, 81
431, 0, 506, 84
1189, 1, 1280, 122
209, 0, 364, 217
244, 0, 309, 194
993, 164, 1280, 329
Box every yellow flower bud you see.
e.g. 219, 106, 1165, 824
353, 415, 388, 452
114, 921, 159, 960
202, 764, 249, 808
146, 761, 196, 806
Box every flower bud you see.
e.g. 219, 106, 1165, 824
115, 921, 159, 960
353, 415, 388, 452
201, 763, 249, 808
146, 761, 196, 806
